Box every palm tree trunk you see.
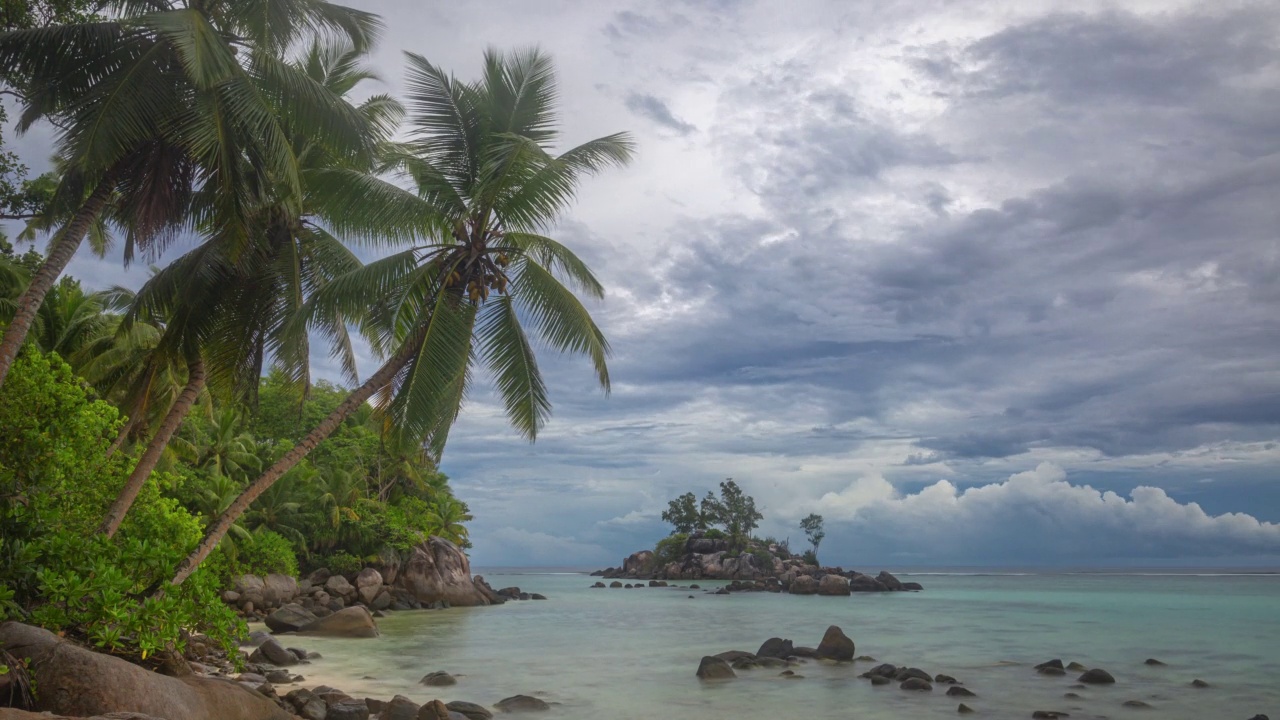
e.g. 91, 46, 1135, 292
0, 176, 115, 389
99, 357, 206, 538
170, 329, 425, 585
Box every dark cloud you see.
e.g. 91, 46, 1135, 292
624, 93, 696, 134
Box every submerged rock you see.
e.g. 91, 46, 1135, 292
1078, 668, 1116, 684
494, 695, 551, 713
900, 678, 933, 691
421, 671, 458, 686
756, 637, 794, 658
957, 703, 974, 713
697, 656, 736, 680
946, 686, 976, 697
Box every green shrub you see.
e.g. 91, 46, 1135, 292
703, 528, 727, 540
749, 546, 774, 572
322, 551, 363, 575
654, 533, 689, 566
0, 349, 244, 660
802, 549, 819, 566
233, 529, 299, 577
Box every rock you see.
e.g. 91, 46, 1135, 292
622, 550, 656, 576
862, 663, 897, 678
730, 656, 760, 670
382, 695, 420, 720
947, 686, 976, 697
494, 695, 550, 713
529, 593, 547, 600
756, 637, 794, 659
789, 575, 819, 594
264, 669, 294, 684
591, 582, 605, 588
814, 625, 855, 661
870, 675, 891, 685
1035, 659, 1064, 671
958, 703, 974, 713
417, 700, 457, 720
609, 581, 623, 588
1078, 668, 1116, 684
897, 667, 932, 682
876, 570, 904, 590
818, 574, 851, 596
356, 567, 383, 588
697, 656, 736, 680
1064, 693, 1080, 699
848, 574, 890, 592
263, 574, 299, 605
1143, 658, 1165, 666
365, 698, 386, 715
266, 603, 319, 634
398, 537, 493, 606
221, 590, 241, 603
714, 650, 756, 662
327, 698, 369, 720
244, 630, 273, 647
421, 671, 458, 686
935, 674, 959, 684
446, 701, 494, 720
371, 590, 392, 611
1123, 700, 1153, 708
755, 657, 789, 669
901, 581, 924, 591
325, 575, 356, 598
285, 688, 327, 720
1066, 661, 1087, 671
1032, 713, 1070, 719
248, 638, 298, 666
1191, 679, 1211, 688
0, 622, 292, 720
299, 606, 379, 638
791, 646, 817, 658
900, 678, 933, 691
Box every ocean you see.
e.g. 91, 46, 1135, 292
283, 569, 1280, 719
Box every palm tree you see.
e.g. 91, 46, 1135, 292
426, 494, 472, 548
169, 47, 634, 585
0, 0, 381, 389
96, 36, 408, 538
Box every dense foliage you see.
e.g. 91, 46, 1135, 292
0, 0, 627, 666
658, 481, 767, 555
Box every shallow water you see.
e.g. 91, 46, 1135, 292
278, 570, 1280, 719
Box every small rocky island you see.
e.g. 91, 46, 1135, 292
593, 531, 923, 595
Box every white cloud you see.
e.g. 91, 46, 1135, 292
818, 463, 1280, 563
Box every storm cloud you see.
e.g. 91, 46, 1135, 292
10, 0, 1280, 566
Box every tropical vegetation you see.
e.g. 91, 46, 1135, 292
0, 0, 630, 665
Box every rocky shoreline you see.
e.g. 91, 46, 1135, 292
223, 537, 543, 628
594, 534, 924, 594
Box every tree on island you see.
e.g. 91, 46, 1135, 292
661, 491, 702, 533
661, 479, 763, 552
800, 512, 824, 564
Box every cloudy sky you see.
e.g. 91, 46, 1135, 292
13, 0, 1280, 567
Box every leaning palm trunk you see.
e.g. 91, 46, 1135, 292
99, 357, 206, 538
0, 178, 115, 389
170, 328, 425, 585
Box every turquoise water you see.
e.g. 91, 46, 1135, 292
284, 570, 1280, 719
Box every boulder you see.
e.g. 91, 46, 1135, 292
714, 650, 756, 663
265, 603, 318, 634
327, 698, 370, 720
622, 550, 656, 576
285, 688, 328, 720
818, 574, 850, 596
901, 581, 924, 591
0, 712, 169, 720
1191, 679, 1211, 688
958, 703, 974, 714
849, 574, 889, 592
418, 700, 464, 720
875, 570, 904, 591
756, 637, 794, 659
382, 695, 420, 720
494, 695, 550, 712
421, 671, 457, 686
814, 625, 855, 661
473, 576, 506, 605
356, 567, 384, 589
299, 606, 380, 638
1078, 668, 1116, 684
263, 574, 299, 605
248, 638, 298, 666
325, 574, 356, 599
0, 622, 291, 720
371, 590, 392, 611
398, 537, 492, 606
696, 656, 736, 680
900, 678, 933, 691
947, 686, 977, 697
789, 575, 819, 595
609, 581, 623, 588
